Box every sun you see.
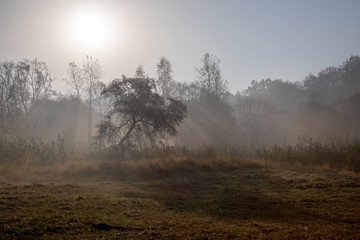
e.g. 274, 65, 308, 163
68, 8, 113, 51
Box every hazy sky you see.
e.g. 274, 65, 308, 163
0, 0, 359, 93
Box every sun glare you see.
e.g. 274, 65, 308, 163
68, 8, 113, 51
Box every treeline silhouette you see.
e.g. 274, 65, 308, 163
0, 54, 360, 171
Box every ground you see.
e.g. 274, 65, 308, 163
0, 166, 360, 239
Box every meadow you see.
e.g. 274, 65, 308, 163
1, 144, 360, 239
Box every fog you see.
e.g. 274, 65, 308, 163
17, 98, 99, 154
1, 55, 359, 159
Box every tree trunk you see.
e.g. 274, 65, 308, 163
88, 87, 92, 151
118, 119, 137, 156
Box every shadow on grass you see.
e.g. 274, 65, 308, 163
125, 168, 314, 223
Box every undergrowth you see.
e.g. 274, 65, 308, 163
0, 135, 65, 166
0, 135, 359, 182
257, 135, 360, 173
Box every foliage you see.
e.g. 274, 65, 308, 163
303, 55, 360, 102
196, 53, 228, 99
97, 76, 187, 153
156, 56, 175, 99
173, 81, 201, 101
1, 54, 360, 174
134, 64, 147, 79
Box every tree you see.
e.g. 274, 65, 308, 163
63, 62, 84, 100
0, 61, 21, 137
97, 76, 187, 154
196, 53, 227, 99
14, 62, 31, 112
244, 79, 273, 96
342, 55, 360, 95
156, 56, 175, 99
234, 93, 270, 149
27, 59, 53, 102
82, 56, 103, 145
0, 59, 55, 138
173, 81, 201, 101
12, 59, 55, 113
92, 81, 108, 120
134, 64, 147, 79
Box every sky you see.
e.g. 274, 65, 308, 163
0, 0, 359, 94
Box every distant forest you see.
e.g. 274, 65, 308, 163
1, 54, 360, 154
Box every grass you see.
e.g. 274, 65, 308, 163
1, 161, 360, 239
0, 156, 266, 182
257, 135, 360, 173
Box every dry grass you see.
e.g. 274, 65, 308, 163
257, 135, 360, 173
0, 156, 267, 182
1, 135, 359, 176
1, 136, 360, 238
1, 166, 359, 239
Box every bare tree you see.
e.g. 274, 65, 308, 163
0, 61, 20, 136
0, 59, 55, 138
22, 59, 54, 103
63, 62, 84, 100
14, 62, 31, 112
10, 59, 54, 113
82, 56, 103, 146
234, 93, 270, 149
92, 81, 109, 120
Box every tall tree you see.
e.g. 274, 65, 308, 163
156, 56, 175, 99
0, 61, 20, 136
12, 59, 54, 112
234, 94, 270, 149
0, 59, 55, 137
82, 56, 103, 146
92, 81, 108, 120
63, 62, 84, 100
134, 64, 147, 79
196, 53, 227, 99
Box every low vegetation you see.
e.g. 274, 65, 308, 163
1, 164, 360, 239
0, 136, 359, 239
1, 135, 359, 179
257, 135, 360, 173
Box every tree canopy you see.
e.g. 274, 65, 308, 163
97, 76, 186, 153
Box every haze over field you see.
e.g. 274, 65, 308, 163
0, 0, 360, 151
2, 2, 360, 239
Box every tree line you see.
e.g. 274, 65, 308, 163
1, 54, 360, 155
0, 59, 54, 136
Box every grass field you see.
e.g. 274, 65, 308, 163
1, 162, 360, 239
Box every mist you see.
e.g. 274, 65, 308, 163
1, 55, 360, 154
2, 0, 360, 238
